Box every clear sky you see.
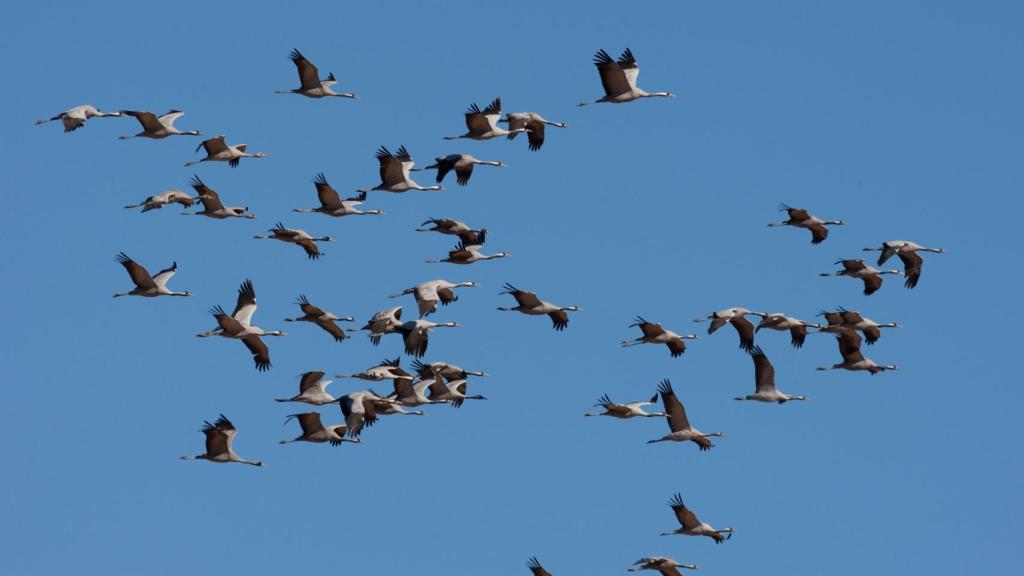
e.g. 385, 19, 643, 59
1, 1, 1020, 574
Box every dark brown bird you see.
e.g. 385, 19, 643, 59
816, 325, 898, 374
274, 49, 356, 98
414, 154, 506, 186
497, 282, 580, 331
253, 222, 333, 260
768, 204, 845, 244
500, 112, 567, 151
693, 307, 765, 351
180, 415, 263, 466
279, 412, 358, 445
820, 259, 902, 296
647, 380, 723, 449
622, 316, 698, 357
416, 217, 485, 245
284, 294, 355, 342
660, 493, 733, 542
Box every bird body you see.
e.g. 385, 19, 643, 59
279, 412, 356, 445
389, 279, 478, 318
863, 241, 944, 288
816, 325, 898, 374
410, 359, 487, 380
336, 357, 412, 381
185, 136, 267, 168
416, 218, 484, 245
415, 154, 506, 186
253, 222, 333, 259
184, 175, 256, 219
35, 105, 121, 132
497, 282, 580, 330
196, 280, 284, 371
396, 320, 461, 357
284, 294, 354, 341
355, 307, 404, 346
275, 371, 336, 404
755, 313, 821, 348
768, 204, 844, 244
735, 346, 807, 403
181, 415, 263, 466
499, 112, 566, 150
119, 110, 200, 139
661, 493, 733, 543
425, 230, 508, 264
821, 307, 899, 344
123, 189, 199, 213
357, 146, 444, 193
293, 173, 382, 216
693, 308, 765, 351
275, 49, 357, 98
821, 259, 902, 295
386, 375, 444, 407
579, 49, 674, 106
425, 373, 486, 408
113, 253, 191, 298
623, 316, 698, 357
585, 393, 663, 418
628, 556, 699, 576
445, 98, 526, 140
324, 390, 392, 438
648, 380, 723, 449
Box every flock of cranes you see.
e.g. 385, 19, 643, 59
45, 45, 947, 573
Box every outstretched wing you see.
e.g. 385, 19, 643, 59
200, 136, 229, 156
376, 146, 407, 186
297, 239, 322, 260
730, 316, 756, 351
593, 49, 630, 96
241, 335, 271, 371
749, 346, 776, 392
502, 282, 543, 308
313, 172, 343, 209
116, 252, 155, 289
525, 118, 546, 151
464, 103, 490, 134
618, 48, 640, 89
658, 379, 691, 432
526, 557, 552, 576
298, 371, 327, 393
151, 261, 178, 288
233, 279, 258, 326
668, 493, 701, 530
191, 175, 224, 211
122, 110, 161, 131
548, 310, 569, 331
898, 251, 923, 289
290, 49, 322, 91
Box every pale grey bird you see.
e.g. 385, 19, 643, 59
499, 112, 566, 151
628, 556, 699, 576
35, 105, 122, 132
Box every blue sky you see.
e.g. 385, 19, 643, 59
1, 1, 1020, 574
